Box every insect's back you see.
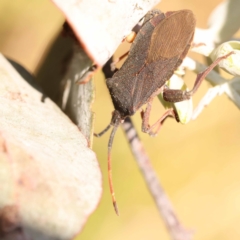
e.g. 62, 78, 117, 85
107, 10, 196, 118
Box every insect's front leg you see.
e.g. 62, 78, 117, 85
110, 51, 129, 71
163, 52, 234, 103
94, 124, 112, 137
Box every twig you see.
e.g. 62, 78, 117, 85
122, 118, 193, 240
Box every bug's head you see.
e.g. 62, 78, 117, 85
110, 110, 125, 127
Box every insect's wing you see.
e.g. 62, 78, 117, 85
107, 12, 166, 117
148, 10, 196, 63
132, 10, 196, 110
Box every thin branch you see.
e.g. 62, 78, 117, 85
122, 118, 193, 240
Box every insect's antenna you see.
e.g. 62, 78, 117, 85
94, 124, 111, 137
108, 121, 120, 216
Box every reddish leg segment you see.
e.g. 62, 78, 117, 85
111, 51, 129, 71
163, 52, 234, 103
141, 99, 178, 136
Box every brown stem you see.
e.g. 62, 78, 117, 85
122, 117, 192, 240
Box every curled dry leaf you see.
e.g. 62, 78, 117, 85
0, 54, 102, 240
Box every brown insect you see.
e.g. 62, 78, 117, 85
95, 9, 233, 215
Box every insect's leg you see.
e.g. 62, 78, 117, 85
94, 124, 111, 137
163, 52, 234, 103
142, 104, 177, 136
141, 98, 153, 133
141, 98, 178, 136
111, 51, 129, 71
150, 109, 178, 136
125, 31, 137, 43
141, 86, 167, 135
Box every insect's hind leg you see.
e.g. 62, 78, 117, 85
163, 52, 234, 103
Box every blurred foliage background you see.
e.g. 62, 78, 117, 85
1, 0, 240, 240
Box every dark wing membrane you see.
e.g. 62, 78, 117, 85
147, 10, 196, 63
128, 12, 165, 59
131, 10, 196, 109
106, 12, 166, 117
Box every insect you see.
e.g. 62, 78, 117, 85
95, 9, 233, 215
